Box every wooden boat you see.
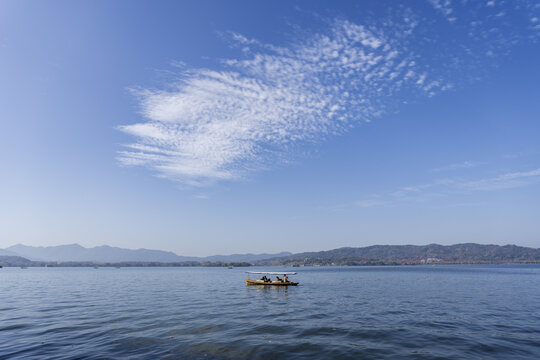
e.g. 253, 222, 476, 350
245, 271, 299, 286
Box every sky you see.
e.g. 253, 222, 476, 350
0, 0, 539, 256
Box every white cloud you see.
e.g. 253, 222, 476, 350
428, 0, 456, 22
431, 161, 476, 172
118, 3, 538, 186
356, 199, 389, 208
356, 167, 540, 207
118, 18, 435, 185
460, 168, 540, 191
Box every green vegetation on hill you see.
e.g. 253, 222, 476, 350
256, 243, 540, 266
0, 256, 34, 267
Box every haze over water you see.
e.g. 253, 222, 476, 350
1, 265, 539, 359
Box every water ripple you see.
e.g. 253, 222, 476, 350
1, 265, 539, 359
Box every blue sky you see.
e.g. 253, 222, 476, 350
1, 0, 539, 256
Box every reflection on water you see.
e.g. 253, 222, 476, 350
1, 265, 540, 359
247, 284, 289, 295
246, 284, 291, 314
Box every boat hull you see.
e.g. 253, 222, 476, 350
246, 280, 298, 286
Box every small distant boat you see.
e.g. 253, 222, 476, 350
245, 271, 299, 286
228, 266, 233, 269
20, 266, 27, 269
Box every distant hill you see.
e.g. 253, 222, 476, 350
203, 252, 292, 263
2, 243, 538, 266
2, 244, 291, 264
6, 244, 194, 263
0, 249, 21, 257
0, 256, 33, 267
256, 243, 540, 265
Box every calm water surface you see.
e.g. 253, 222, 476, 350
1, 265, 539, 359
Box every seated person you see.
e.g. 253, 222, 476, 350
275, 276, 282, 282
283, 275, 288, 282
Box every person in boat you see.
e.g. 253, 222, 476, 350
275, 276, 282, 282
283, 275, 288, 283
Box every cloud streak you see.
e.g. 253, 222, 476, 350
431, 161, 476, 172
118, 2, 539, 186
356, 167, 540, 208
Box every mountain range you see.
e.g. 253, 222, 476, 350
256, 243, 540, 265
1, 243, 539, 266
0, 244, 291, 263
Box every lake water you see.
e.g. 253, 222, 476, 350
1, 265, 539, 359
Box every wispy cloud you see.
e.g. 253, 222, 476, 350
356, 199, 389, 208
356, 167, 540, 208
458, 168, 540, 191
431, 161, 476, 172
428, 0, 456, 22
502, 152, 525, 159
118, 18, 436, 185
118, 3, 538, 186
